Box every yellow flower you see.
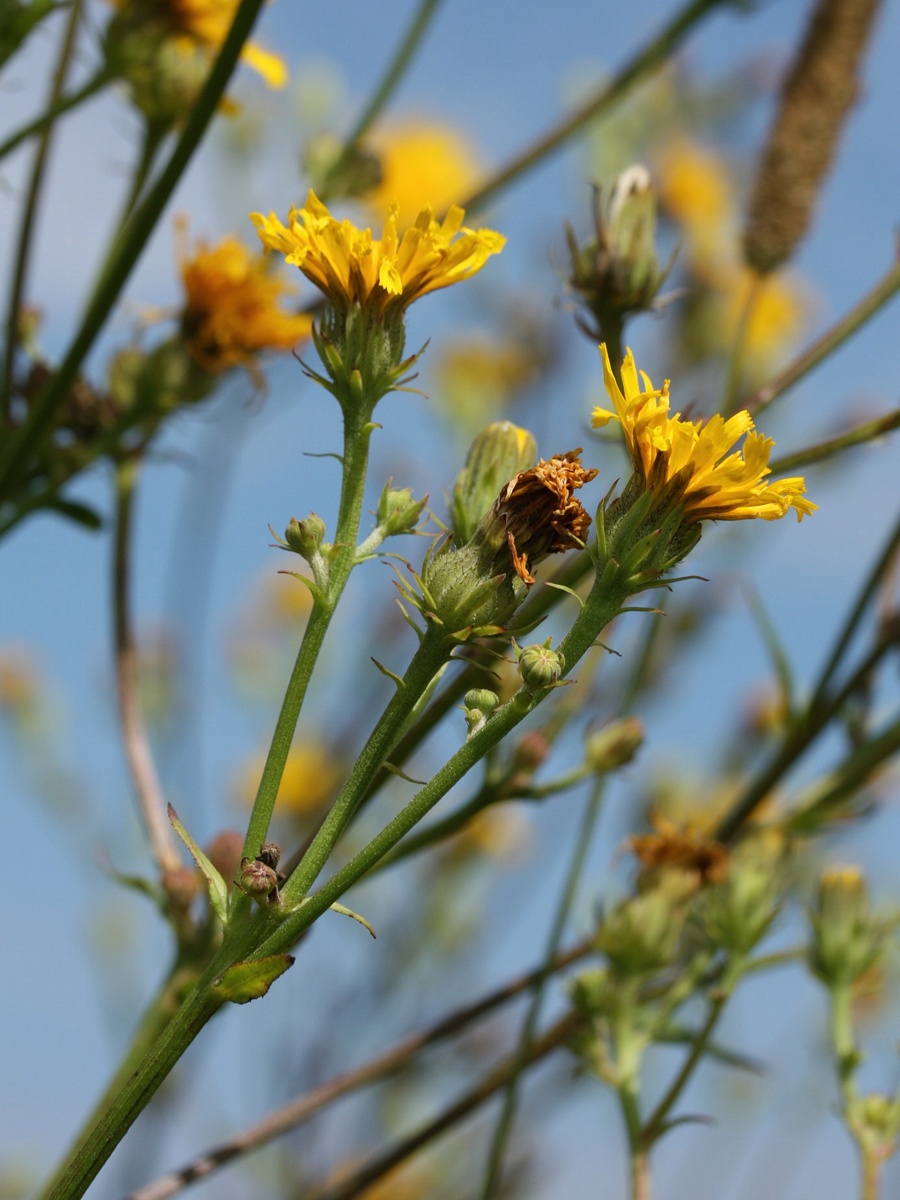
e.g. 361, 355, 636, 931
655, 137, 734, 268
251, 190, 505, 319
592, 344, 816, 523
361, 120, 482, 220
178, 229, 312, 371
237, 741, 342, 817
717, 265, 809, 377
107, 0, 286, 88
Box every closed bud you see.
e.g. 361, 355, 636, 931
566, 167, 668, 343
596, 872, 696, 979
585, 717, 644, 772
257, 842, 282, 870
239, 856, 279, 902
376, 481, 428, 537
698, 836, 782, 957
463, 688, 501, 736
451, 422, 538, 544
517, 638, 565, 691
204, 830, 245, 892
285, 514, 326, 559
810, 865, 886, 989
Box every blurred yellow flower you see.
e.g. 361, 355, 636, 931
107, 0, 286, 87
434, 335, 538, 430
251, 191, 505, 319
443, 807, 532, 866
592, 345, 816, 523
238, 741, 342, 817
717, 265, 809, 377
655, 137, 734, 267
178, 229, 313, 371
362, 121, 482, 220
0, 649, 38, 712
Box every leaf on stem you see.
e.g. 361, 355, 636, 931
167, 803, 230, 926
213, 954, 296, 1004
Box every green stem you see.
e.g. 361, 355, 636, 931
744, 257, 900, 418
478, 779, 606, 1199
1, 0, 83, 418
0, 0, 268, 500
461, 0, 729, 217
319, 0, 446, 199
280, 625, 455, 905
36, 962, 203, 1200
641, 989, 728, 1144
240, 404, 377, 866
0, 66, 111, 165
768, 409, 900, 476
256, 570, 631, 957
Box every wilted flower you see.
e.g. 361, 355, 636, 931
178, 230, 313, 372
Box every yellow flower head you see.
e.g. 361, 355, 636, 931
655, 137, 734, 268
250, 190, 505, 319
362, 120, 482, 220
592, 344, 816, 523
107, 0, 286, 88
178, 229, 312, 371
237, 741, 342, 818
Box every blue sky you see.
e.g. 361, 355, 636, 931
2, 0, 900, 1196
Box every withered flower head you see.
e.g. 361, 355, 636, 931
495, 449, 598, 585
629, 814, 730, 888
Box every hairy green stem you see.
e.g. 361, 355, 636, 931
281, 625, 455, 905
240, 404, 377, 867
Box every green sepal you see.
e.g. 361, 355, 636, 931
46, 498, 104, 529
167, 804, 229, 926
212, 954, 295, 1004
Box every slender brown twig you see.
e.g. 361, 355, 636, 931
124, 941, 592, 1200
114, 459, 181, 875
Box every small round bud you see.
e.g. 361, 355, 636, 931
161, 866, 201, 912
585, 717, 644, 772
257, 842, 282, 870
239, 856, 279, 900
513, 731, 550, 772
376, 482, 428, 537
285, 514, 326, 559
204, 830, 245, 891
462, 688, 500, 736
517, 639, 565, 690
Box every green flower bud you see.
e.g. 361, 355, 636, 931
376, 481, 428, 537
285, 514, 327, 559
596, 872, 696, 979
239, 856, 280, 903
418, 449, 596, 639
698, 835, 783, 957
566, 166, 669, 343
104, 13, 208, 127
809, 865, 886, 989
517, 638, 565, 691
585, 717, 644, 772
451, 422, 538, 544
463, 688, 500, 736
848, 1094, 900, 1157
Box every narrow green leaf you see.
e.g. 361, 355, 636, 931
167, 804, 229, 925
330, 902, 376, 938
46, 497, 103, 529
213, 954, 295, 1004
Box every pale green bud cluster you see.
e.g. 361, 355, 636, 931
463, 688, 501, 737
450, 421, 537, 543
594, 872, 697, 980
375, 482, 428, 538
